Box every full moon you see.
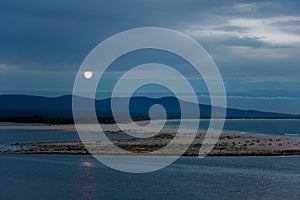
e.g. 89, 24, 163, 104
84, 71, 93, 79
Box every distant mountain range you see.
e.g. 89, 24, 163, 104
0, 95, 299, 120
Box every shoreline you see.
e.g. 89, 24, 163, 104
1, 123, 300, 156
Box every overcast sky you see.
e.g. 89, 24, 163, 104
0, 0, 300, 114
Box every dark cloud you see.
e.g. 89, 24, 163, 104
0, 0, 208, 70
0, 0, 299, 71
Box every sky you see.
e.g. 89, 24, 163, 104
0, 0, 300, 114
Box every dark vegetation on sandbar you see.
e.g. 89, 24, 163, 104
0, 115, 151, 124
1, 115, 300, 125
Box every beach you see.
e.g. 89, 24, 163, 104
1, 123, 300, 156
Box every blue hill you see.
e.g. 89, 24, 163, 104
0, 94, 299, 119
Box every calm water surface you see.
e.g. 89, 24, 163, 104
0, 154, 299, 200
161, 119, 300, 137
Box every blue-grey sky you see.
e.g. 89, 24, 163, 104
0, 0, 300, 114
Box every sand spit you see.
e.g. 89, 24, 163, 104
1, 123, 300, 156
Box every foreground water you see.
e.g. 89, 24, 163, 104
1, 154, 300, 200
160, 119, 300, 137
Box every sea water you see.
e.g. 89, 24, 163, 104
0, 154, 299, 200
159, 119, 300, 137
